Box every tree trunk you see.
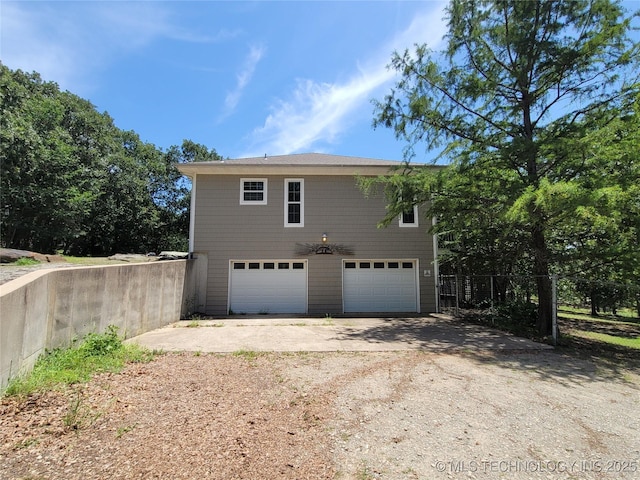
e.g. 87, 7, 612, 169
532, 225, 553, 336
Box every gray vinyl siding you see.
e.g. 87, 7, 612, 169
193, 174, 436, 315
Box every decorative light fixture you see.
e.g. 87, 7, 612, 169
322, 233, 328, 243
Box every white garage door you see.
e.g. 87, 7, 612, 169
343, 260, 418, 313
229, 260, 307, 314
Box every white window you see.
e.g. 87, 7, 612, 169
284, 179, 304, 227
400, 205, 418, 227
240, 178, 267, 205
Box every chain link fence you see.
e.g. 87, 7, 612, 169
438, 275, 640, 342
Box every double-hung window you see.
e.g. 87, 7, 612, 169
284, 179, 304, 227
240, 178, 267, 205
397, 186, 419, 227
399, 205, 418, 227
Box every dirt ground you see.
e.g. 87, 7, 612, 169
1, 350, 639, 480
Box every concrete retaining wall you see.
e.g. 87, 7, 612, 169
0, 260, 197, 392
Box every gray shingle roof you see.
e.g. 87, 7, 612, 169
218, 153, 405, 166
176, 152, 438, 177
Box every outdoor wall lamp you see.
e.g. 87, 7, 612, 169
322, 233, 328, 243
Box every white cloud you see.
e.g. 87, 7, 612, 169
248, 72, 391, 155
0, 2, 239, 94
1, 3, 83, 90
221, 44, 266, 120
241, 2, 448, 158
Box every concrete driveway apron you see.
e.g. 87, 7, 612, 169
127, 315, 552, 353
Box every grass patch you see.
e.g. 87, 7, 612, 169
116, 423, 138, 438
558, 310, 639, 326
14, 257, 40, 266
15, 437, 40, 449
559, 306, 638, 322
4, 326, 155, 398
63, 388, 111, 431
232, 349, 259, 359
178, 320, 223, 328
568, 330, 640, 349
232, 349, 264, 364
61, 256, 127, 265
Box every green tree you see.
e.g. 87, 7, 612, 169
81, 130, 162, 255
555, 99, 640, 316
373, 0, 639, 334
1, 63, 220, 255
159, 140, 223, 251
1, 65, 105, 252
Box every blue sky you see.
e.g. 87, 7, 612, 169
1, 1, 449, 161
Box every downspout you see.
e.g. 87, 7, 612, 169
432, 216, 440, 313
188, 173, 197, 256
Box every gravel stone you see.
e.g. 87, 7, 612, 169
1, 351, 638, 479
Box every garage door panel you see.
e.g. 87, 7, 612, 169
230, 261, 307, 314
343, 260, 418, 313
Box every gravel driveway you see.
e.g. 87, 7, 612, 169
2, 350, 638, 479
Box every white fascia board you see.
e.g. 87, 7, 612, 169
177, 164, 421, 177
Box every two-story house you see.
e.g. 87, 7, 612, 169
178, 153, 439, 316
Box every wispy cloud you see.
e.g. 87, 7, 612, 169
0, 2, 239, 94
1, 3, 81, 90
241, 2, 448, 158
220, 44, 266, 120
246, 72, 391, 155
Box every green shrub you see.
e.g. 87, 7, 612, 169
495, 301, 538, 325
79, 325, 122, 357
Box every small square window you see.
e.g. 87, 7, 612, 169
374, 262, 385, 269
402, 262, 414, 269
360, 262, 371, 269
345, 262, 356, 269
233, 263, 245, 270
278, 262, 289, 269
292, 262, 304, 270
248, 262, 260, 269
263, 262, 275, 269
240, 178, 267, 205
388, 262, 399, 269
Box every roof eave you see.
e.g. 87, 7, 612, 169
176, 163, 438, 177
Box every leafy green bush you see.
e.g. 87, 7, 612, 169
79, 325, 122, 357
495, 301, 538, 325
462, 300, 541, 340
